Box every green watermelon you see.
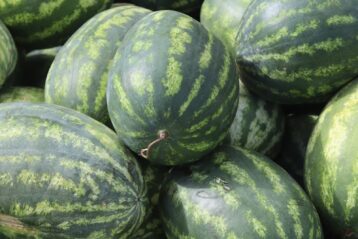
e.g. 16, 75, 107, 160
235, 0, 358, 104
228, 81, 285, 157
46, 5, 151, 124
0, 103, 148, 238
200, 0, 251, 50
160, 145, 323, 238
305, 79, 358, 238
275, 114, 317, 187
130, 0, 203, 14
22, 47, 61, 88
0, 21, 17, 87
107, 10, 239, 166
0, 0, 112, 49
0, 87, 44, 103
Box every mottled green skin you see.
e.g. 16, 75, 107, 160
275, 114, 317, 188
131, 159, 168, 238
160, 145, 323, 239
23, 47, 61, 88
0, 103, 148, 239
200, 0, 251, 50
228, 81, 285, 157
0, 0, 112, 49
130, 0, 203, 13
46, 6, 151, 124
107, 11, 239, 166
0, 87, 44, 103
0, 21, 17, 87
305, 80, 358, 238
236, 0, 358, 104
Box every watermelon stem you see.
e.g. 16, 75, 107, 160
140, 130, 169, 159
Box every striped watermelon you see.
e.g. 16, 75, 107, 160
46, 5, 151, 124
200, 0, 251, 49
107, 10, 239, 166
0, 21, 17, 88
160, 145, 323, 238
0, 103, 148, 238
0, 87, 44, 103
130, 0, 203, 14
23, 47, 61, 88
275, 114, 317, 187
236, 0, 358, 104
305, 79, 358, 238
228, 81, 285, 157
0, 0, 112, 49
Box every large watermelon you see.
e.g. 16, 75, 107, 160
228, 81, 285, 157
0, 21, 17, 88
305, 79, 358, 238
0, 103, 148, 238
200, 0, 251, 50
46, 5, 151, 124
160, 145, 323, 238
107, 10, 239, 166
235, 0, 358, 104
275, 114, 317, 187
0, 87, 44, 103
0, 0, 112, 49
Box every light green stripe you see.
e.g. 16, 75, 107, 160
0, 172, 12, 186
246, 210, 267, 238
287, 199, 304, 239
112, 74, 145, 125
327, 15, 356, 26
344, 164, 358, 222
247, 38, 344, 63
247, 154, 284, 193
162, 16, 193, 96
179, 75, 205, 117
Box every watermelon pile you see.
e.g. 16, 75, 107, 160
0, 0, 356, 238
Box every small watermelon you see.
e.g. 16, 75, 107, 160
228, 81, 285, 157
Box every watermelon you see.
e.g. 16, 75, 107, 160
46, 5, 151, 124
235, 0, 358, 104
0, 87, 44, 103
107, 10, 239, 166
227, 81, 285, 157
305, 79, 358, 238
0, 103, 148, 238
22, 47, 61, 88
0, 0, 112, 49
0, 21, 17, 88
160, 145, 323, 238
130, 0, 203, 14
275, 114, 317, 187
200, 0, 251, 50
